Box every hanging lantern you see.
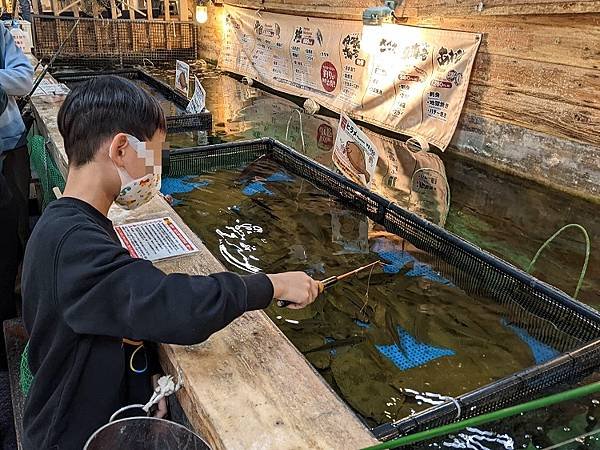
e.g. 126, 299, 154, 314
195, 4, 208, 23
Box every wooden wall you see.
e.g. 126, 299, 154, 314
198, 1, 600, 199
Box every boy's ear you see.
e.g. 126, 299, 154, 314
108, 133, 130, 165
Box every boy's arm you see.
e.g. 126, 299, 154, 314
56, 224, 273, 345
0, 28, 33, 96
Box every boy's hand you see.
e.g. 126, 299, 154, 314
267, 272, 320, 309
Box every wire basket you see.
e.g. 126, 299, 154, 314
164, 137, 600, 441
32, 15, 198, 66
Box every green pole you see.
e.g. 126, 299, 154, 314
362, 382, 600, 450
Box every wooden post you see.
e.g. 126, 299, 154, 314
163, 0, 169, 20
110, 0, 117, 19
92, 2, 101, 53
72, 2, 84, 54
50, 0, 59, 15
163, 0, 171, 50
127, 0, 135, 18
179, 0, 188, 21
146, 0, 153, 52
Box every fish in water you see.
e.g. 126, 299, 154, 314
177, 71, 188, 92
344, 141, 370, 184
385, 309, 408, 357
305, 335, 365, 354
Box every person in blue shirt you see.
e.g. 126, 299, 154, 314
0, 23, 33, 370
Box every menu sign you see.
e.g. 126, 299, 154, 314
220, 6, 481, 150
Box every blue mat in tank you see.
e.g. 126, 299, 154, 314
161, 176, 210, 195
503, 319, 560, 364
242, 181, 274, 196
242, 171, 294, 196
375, 325, 455, 371
373, 241, 452, 286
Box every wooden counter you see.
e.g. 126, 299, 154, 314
29, 76, 378, 450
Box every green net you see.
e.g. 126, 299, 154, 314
20, 342, 33, 395
28, 135, 66, 209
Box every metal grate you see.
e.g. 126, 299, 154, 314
52, 68, 212, 133
164, 137, 600, 441
32, 15, 198, 66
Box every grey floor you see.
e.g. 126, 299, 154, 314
0, 371, 17, 450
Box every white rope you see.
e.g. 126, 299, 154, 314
441, 395, 462, 419
108, 369, 184, 423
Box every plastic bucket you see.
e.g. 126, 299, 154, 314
84, 417, 210, 450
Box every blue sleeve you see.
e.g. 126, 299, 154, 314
0, 27, 33, 96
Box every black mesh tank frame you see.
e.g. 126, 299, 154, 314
164, 137, 600, 441
52, 68, 212, 133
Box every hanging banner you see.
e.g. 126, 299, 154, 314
219, 5, 481, 150
332, 113, 378, 187
175, 60, 190, 96
186, 76, 206, 114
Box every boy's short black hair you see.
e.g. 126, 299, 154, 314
57, 75, 167, 167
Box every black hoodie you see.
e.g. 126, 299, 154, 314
21, 197, 273, 449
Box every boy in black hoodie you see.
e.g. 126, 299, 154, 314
21, 75, 320, 450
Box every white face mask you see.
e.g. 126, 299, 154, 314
113, 135, 162, 210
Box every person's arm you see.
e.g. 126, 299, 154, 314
56, 224, 319, 345
0, 28, 33, 96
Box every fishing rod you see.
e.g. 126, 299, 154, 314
277, 260, 382, 308
19, 19, 80, 110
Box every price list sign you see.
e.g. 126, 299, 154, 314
114, 217, 198, 262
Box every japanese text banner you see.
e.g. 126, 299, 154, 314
219, 5, 481, 150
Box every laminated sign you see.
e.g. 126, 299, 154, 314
333, 113, 378, 187
220, 5, 481, 150
114, 217, 198, 262
186, 76, 206, 114
175, 60, 190, 96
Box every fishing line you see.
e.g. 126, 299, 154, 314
360, 261, 378, 315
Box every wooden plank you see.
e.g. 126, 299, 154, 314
463, 83, 600, 147
450, 111, 600, 199
218, 0, 600, 17
397, 0, 600, 16
400, 14, 600, 70
104, 195, 380, 450
470, 53, 600, 111
226, 0, 367, 20
146, 0, 152, 19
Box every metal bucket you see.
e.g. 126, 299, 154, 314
84, 417, 210, 450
